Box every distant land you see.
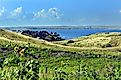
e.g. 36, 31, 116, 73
1, 25, 121, 30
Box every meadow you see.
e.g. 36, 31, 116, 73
0, 29, 121, 79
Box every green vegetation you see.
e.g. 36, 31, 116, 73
55, 32, 121, 48
1, 29, 121, 79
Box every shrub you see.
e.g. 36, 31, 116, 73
67, 40, 74, 44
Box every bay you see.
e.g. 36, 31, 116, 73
5, 27, 121, 39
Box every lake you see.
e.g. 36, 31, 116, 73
5, 27, 121, 39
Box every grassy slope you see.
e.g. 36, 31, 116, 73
55, 32, 121, 47
1, 30, 121, 79
0, 29, 121, 56
54, 32, 121, 54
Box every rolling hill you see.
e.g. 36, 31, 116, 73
1, 29, 121, 79
1, 29, 121, 55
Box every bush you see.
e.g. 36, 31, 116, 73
67, 40, 74, 44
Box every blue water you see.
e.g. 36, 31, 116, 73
7, 28, 121, 39
41, 29, 121, 39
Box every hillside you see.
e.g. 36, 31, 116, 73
1, 29, 121, 55
1, 29, 121, 79
54, 32, 121, 47
1, 29, 121, 58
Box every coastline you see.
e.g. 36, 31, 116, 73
1, 25, 121, 30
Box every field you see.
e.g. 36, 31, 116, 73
1, 29, 121, 79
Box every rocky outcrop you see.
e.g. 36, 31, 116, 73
21, 30, 65, 41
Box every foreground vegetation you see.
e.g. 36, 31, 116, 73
1, 29, 121, 79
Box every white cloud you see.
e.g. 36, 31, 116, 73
0, 7, 5, 17
33, 8, 63, 20
10, 7, 23, 17
120, 10, 121, 13
33, 9, 46, 18
0, 7, 63, 22
8, 7, 27, 21
48, 8, 63, 19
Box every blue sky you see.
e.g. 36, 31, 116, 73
0, 0, 121, 26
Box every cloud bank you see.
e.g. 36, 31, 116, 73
0, 7, 63, 22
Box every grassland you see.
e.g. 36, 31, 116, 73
1, 29, 121, 79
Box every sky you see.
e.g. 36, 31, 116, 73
0, 0, 121, 26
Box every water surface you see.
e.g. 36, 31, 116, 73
6, 27, 121, 39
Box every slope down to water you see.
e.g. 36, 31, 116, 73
0, 29, 121, 56
55, 32, 121, 48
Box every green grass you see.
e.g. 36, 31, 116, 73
54, 32, 121, 48
1, 29, 121, 79
1, 29, 121, 56
1, 54, 121, 80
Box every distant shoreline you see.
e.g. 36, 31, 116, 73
1, 25, 121, 30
